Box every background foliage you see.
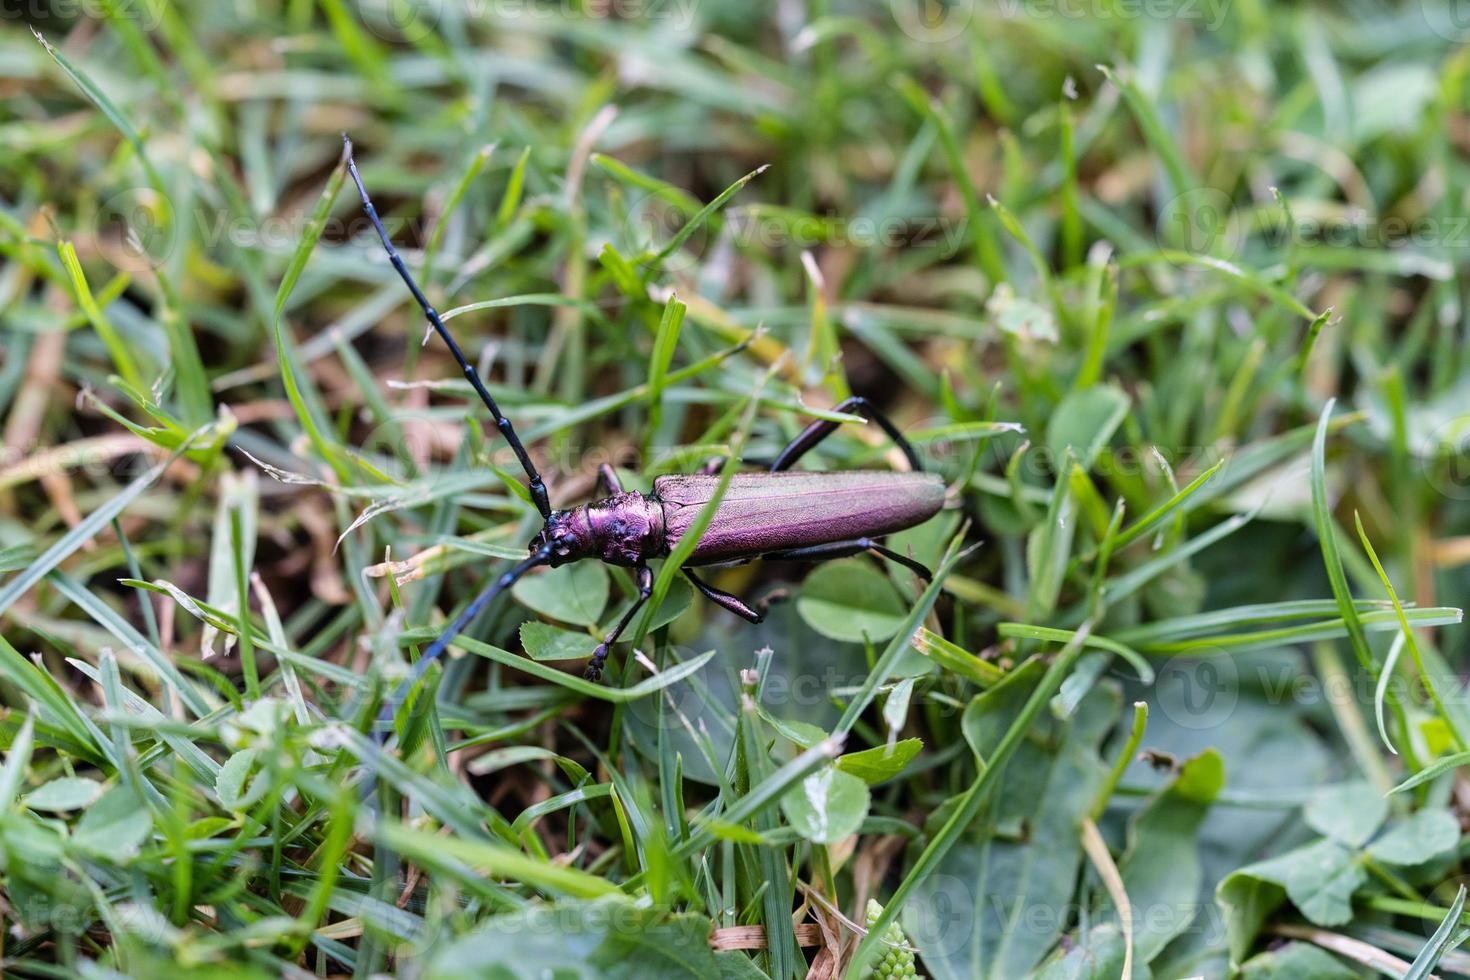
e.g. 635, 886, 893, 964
2, 0, 1470, 976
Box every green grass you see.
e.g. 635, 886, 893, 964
2, 2, 1470, 977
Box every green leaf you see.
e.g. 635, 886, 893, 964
911, 661, 1115, 980
1368, 808, 1459, 865
1035, 924, 1143, 980
779, 767, 870, 844
73, 786, 153, 861
835, 738, 923, 785
647, 165, 769, 278
1116, 749, 1224, 961
423, 898, 720, 979
1217, 838, 1364, 963
23, 776, 102, 812
646, 294, 686, 452
1356, 511, 1470, 750
58, 241, 147, 394
1046, 385, 1129, 471
1239, 942, 1356, 979
519, 621, 597, 662
0, 633, 99, 757
1097, 64, 1197, 198
715, 950, 771, 979
795, 558, 908, 643
1303, 781, 1386, 847
0, 710, 35, 809
512, 561, 609, 627
216, 748, 267, 812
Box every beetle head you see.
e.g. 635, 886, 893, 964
529, 508, 594, 567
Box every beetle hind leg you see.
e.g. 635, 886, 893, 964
770, 395, 923, 473
763, 537, 933, 582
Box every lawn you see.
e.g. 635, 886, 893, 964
2, 1, 1470, 977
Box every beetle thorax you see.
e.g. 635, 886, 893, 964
581, 492, 665, 566
544, 492, 664, 567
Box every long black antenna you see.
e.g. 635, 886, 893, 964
342, 135, 552, 519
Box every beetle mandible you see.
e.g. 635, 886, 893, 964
343, 136, 944, 692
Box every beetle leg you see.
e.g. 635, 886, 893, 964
770, 395, 923, 473
763, 537, 933, 583
585, 564, 654, 681
684, 568, 763, 623
596, 463, 625, 496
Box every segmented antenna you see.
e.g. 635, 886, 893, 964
342, 135, 552, 519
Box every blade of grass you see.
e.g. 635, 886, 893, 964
849, 628, 1090, 977
0, 437, 195, 619
645, 293, 686, 460
1355, 512, 1468, 751
1312, 399, 1375, 673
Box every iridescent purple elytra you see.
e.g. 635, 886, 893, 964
346, 134, 948, 689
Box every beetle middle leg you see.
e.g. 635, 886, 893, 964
762, 537, 933, 582
770, 396, 924, 473
684, 568, 763, 623
585, 564, 654, 681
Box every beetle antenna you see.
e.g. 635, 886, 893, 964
342, 134, 552, 519
378, 543, 554, 746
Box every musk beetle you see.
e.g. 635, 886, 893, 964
343, 136, 944, 694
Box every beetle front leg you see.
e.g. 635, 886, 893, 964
763, 537, 933, 582
585, 564, 654, 681
595, 463, 625, 496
